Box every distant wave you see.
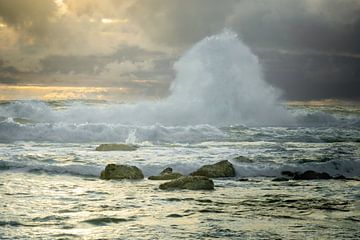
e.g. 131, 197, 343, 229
0, 119, 226, 143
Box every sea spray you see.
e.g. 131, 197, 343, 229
164, 29, 292, 125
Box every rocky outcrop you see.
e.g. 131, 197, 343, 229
294, 170, 332, 180
191, 160, 235, 178
148, 167, 183, 180
159, 176, 214, 190
95, 144, 138, 151
281, 170, 332, 180
272, 177, 290, 182
100, 164, 144, 180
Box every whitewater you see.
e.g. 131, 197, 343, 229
1, 30, 360, 239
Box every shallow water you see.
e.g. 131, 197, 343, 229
1, 172, 360, 239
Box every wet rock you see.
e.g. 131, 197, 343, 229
13, 117, 33, 124
272, 177, 290, 182
191, 160, 235, 178
237, 178, 249, 181
294, 170, 332, 180
233, 156, 253, 163
100, 164, 144, 180
159, 176, 214, 190
281, 171, 295, 177
166, 214, 183, 218
333, 175, 347, 180
148, 167, 183, 180
95, 144, 138, 151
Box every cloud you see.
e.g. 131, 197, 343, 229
0, 0, 359, 100
0, 0, 57, 36
0, 0, 145, 72
127, 0, 236, 48
101, 60, 154, 79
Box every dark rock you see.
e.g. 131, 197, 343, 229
166, 214, 183, 218
294, 170, 332, 180
233, 156, 253, 163
272, 177, 290, 182
159, 176, 214, 190
333, 175, 347, 180
237, 178, 249, 181
95, 144, 138, 151
100, 164, 144, 180
160, 167, 173, 175
191, 160, 235, 178
281, 171, 296, 177
148, 167, 183, 180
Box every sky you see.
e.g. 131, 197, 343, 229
0, 0, 359, 101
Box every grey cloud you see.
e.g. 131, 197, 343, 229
128, 0, 236, 48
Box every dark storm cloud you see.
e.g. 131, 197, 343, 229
257, 50, 360, 100
129, 0, 237, 47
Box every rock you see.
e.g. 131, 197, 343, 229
148, 167, 183, 180
159, 176, 214, 190
237, 178, 249, 181
100, 164, 144, 180
191, 160, 235, 178
333, 175, 347, 180
294, 170, 332, 180
233, 156, 253, 163
160, 167, 173, 175
281, 171, 296, 177
13, 117, 33, 124
272, 177, 290, 182
95, 144, 138, 151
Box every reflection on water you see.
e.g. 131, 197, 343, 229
1, 172, 359, 239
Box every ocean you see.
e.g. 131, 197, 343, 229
0, 99, 359, 239
1, 31, 360, 239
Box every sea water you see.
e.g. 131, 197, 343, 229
1, 31, 360, 239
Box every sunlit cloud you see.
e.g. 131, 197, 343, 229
101, 18, 128, 24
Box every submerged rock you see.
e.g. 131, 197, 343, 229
333, 175, 347, 180
100, 164, 144, 180
191, 160, 235, 178
95, 144, 138, 151
237, 178, 249, 181
281, 171, 295, 178
282, 170, 332, 180
233, 156, 253, 163
272, 177, 290, 182
148, 167, 183, 180
294, 170, 332, 180
159, 176, 214, 190
13, 117, 33, 124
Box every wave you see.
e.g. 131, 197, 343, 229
0, 119, 226, 143
0, 160, 102, 177
232, 159, 360, 178
291, 108, 360, 127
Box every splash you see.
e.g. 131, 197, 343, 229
163, 29, 291, 125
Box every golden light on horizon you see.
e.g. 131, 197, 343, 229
0, 85, 129, 101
